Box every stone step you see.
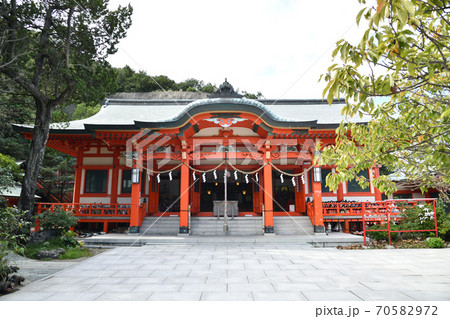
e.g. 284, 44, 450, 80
273, 216, 314, 235
83, 233, 365, 247
140, 217, 179, 236
190, 217, 263, 236
139, 216, 314, 236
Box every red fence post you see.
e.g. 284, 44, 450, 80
35, 203, 41, 232
362, 203, 367, 246
387, 203, 391, 246
433, 199, 438, 238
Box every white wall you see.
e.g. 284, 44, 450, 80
79, 197, 111, 204
83, 157, 113, 165
342, 196, 375, 202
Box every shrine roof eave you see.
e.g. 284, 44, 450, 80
12, 98, 370, 135
12, 118, 353, 135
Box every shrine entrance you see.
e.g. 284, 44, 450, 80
199, 170, 253, 213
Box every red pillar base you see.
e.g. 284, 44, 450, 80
103, 222, 109, 234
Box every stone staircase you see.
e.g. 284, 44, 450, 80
140, 216, 180, 236
273, 216, 314, 235
190, 217, 264, 236
138, 215, 314, 236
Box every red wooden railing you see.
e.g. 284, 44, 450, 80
36, 203, 131, 217
362, 199, 438, 245
138, 202, 147, 226
309, 199, 438, 242
322, 201, 363, 217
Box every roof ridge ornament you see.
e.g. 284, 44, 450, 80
208, 78, 243, 98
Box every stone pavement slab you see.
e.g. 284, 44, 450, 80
1, 243, 449, 301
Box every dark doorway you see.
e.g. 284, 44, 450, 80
158, 171, 180, 212
200, 170, 253, 212
272, 170, 296, 212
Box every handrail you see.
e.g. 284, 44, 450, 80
306, 202, 315, 226
322, 201, 413, 219
36, 202, 132, 218
138, 202, 147, 226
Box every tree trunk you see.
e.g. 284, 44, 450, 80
18, 99, 53, 218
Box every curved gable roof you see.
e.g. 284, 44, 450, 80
13, 97, 370, 134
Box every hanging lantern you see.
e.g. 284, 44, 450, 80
156, 174, 160, 183
131, 168, 140, 184
280, 174, 284, 184
313, 166, 322, 183
169, 171, 172, 181
245, 174, 249, 184
202, 173, 206, 183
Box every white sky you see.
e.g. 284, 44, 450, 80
107, 0, 366, 99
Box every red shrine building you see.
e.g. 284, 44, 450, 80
14, 81, 434, 235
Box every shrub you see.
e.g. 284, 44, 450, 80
427, 237, 445, 248
59, 231, 78, 248
35, 208, 78, 235
368, 199, 450, 244
0, 206, 29, 293
435, 200, 450, 241
368, 222, 399, 241
0, 207, 31, 250
398, 200, 450, 240
23, 237, 89, 260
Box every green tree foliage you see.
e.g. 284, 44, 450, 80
242, 91, 264, 99
176, 78, 204, 91
71, 103, 101, 121
320, 0, 449, 198
116, 66, 177, 92
38, 149, 75, 203
0, 0, 133, 214
0, 85, 33, 160
0, 153, 22, 191
115, 67, 220, 93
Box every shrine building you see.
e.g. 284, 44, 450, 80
15, 80, 432, 236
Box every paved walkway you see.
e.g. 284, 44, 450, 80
1, 244, 449, 301
5, 253, 84, 284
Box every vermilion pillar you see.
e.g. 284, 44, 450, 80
312, 166, 325, 233
373, 166, 382, 201
263, 157, 274, 233
72, 149, 83, 203
179, 152, 190, 234
129, 164, 141, 233
110, 148, 120, 204
337, 183, 344, 201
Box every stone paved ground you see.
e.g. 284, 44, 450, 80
1, 244, 449, 301
5, 253, 84, 284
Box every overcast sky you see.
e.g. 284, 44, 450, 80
107, 0, 365, 99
